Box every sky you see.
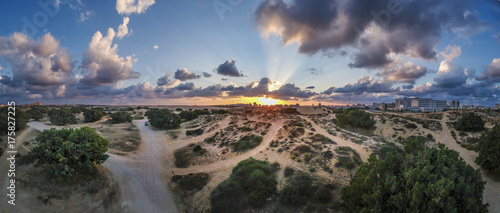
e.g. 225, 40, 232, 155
0, 0, 499, 106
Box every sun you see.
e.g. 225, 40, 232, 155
258, 96, 281, 106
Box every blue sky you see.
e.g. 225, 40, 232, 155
0, 0, 499, 106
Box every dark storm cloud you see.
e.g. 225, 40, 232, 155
174, 68, 201, 81
214, 59, 244, 77
255, 0, 488, 68
306, 86, 315, 89
271, 83, 317, 100
175, 82, 196, 91
476, 58, 500, 82
203, 72, 212, 78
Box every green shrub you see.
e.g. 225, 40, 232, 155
83, 108, 104, 123
48, 109, 78, 125
110, 111, 133, 123
25, 127, 109, 177
145, 109, 181, 129
179, 109, 210, 121
232, 135, 263, 152
342, 137, 487, 212
26, 109, 43, 121
476, 125, 500, 176
454, 112, 485, 132
335, 108, 375, 128
186, 128, 204, 136
211, 158, 277, 212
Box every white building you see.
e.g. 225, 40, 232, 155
395, 97, 447, 112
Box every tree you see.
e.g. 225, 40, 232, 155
48, 109, 78, 125
110, 111, 133, 123
342, 136, 487, 213
25, 127, 109, 177
476, 125, 500, 176
0, 107, 27, 135
84, 108, 104, 123
145, 108, 181, 129
454, 112, 485, 132
26, 109, 43, 121
335, 107, 375, 128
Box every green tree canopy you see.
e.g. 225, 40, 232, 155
0, 107, 27, 135
110, 111, 133, 123
454, 112, 485, 132
476, 125, 500, 176
145, 108, 181, 129
335, 107, 376, 128
25, 127, 109, 177
48, 109, 78, 125
342, 136, 487, 213
83, 108, 104, 123
26, 109, 43, 121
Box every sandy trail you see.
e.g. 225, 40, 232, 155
172, 119, 285, 176
0, 125, 36, 212
17, 120, 179, 213
299, 116, 371, 162
432, 112, 500, 212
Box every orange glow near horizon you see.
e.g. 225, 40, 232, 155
258, 96, 281, 106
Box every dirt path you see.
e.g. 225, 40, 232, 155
299, 116, 371, 162
172, 119, 285, 176
16, 120, 179, 213
435, 112, 500, 212
0, 126, 36, 212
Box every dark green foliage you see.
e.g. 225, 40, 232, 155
211, 158, 277, 212
48, 109, 78, 125
341, 136, 487, 213
179, 109, 210, 121
284, 167, 295, 177
211, 109, 230, 114
31, 105, 49, 114
476, 125, 500, 176
186, 128, 204, 136
83, 108, 104, 123
0, 107, 27, 135
145, 109, 181, 129
25, 127, 109, 177
280, 108, 299, 114
335, 107, 375, 128
454, 112, 485, 132
70, 106, 83, 114
175, 108, 183, 111
26, 109, 44, 121
232, 135, 264, 152
280, 172, 331, 207
110, 111, 133, 123
404, 123, 418, 129
172, 173, 210, 192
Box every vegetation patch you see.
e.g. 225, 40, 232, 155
186, 128, 204, 136
310, 133, 336, 144
476, 124, 500, 176
48, 109, 78, 125
172, 173, 210, 198
342, 136, 487, 212
335, 108, 375, 128
454, 112, 485, 132
145, 109, 181, 129
334, 146, 362, 170
280, 172, 334, 207
232, 135, 263, 152
109, 111, 133, 124
210, 158, 278, 212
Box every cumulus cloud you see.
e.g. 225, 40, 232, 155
153, 44, 158, 49
0, 32, 74, 87
214, 59, 244, 77
377, 62, 428, 84
117, 17, 132, 39
324, 76, 399, 95
116, 0, 155, 15
174, 68, 201, 81
79, 11, 94, 22
173, 82, 196, 91
476, 58, 500, 82
432, 46, 467, 88
0, 65, 3, 71
79, 28, 139, 86
255, 0, 488, 68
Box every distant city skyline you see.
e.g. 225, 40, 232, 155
0, 0, 499, 106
